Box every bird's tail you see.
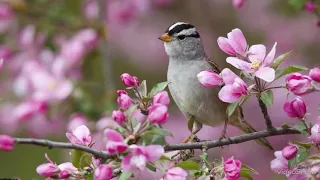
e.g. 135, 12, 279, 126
230, 108, 274, 150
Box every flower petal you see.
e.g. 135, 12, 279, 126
122, 155, 133, 172
255, 67, 275, 82
263, 42, 277, 67
226, 57, 252, 72
144, 145, 164, 162
104, 129, 124, 142
227, 28, 247, 55
248, 44, 266, 62
220, 68, 238, 85
217, 37, 236, 56
218, 85, 242, 103
197, 70, 223, 88
66, 132, 82, 145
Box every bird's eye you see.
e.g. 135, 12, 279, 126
177, 35, 186, 40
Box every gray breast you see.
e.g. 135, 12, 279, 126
167, 59, 227, 127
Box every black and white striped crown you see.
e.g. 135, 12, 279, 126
165, 22, 200, 38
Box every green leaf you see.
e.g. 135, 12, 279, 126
126, 104, 138, 118
151, 135, 167, 145
142, 97, 153, 103
281, 123, 291, 129
227, 102, 239, 117
175, 160, 201, 170
288, 146, 310, 168
200, 155, 210, 169
79, 153, 93, 169
270, 50, 293, 70
138, 80, 147, 97
275, 65, 308, 80
119, 172, 132, 180
116, 127, 127, 135
146, 163, 157, 172
294, 141, 312, 149
240, 171, 253, 180
143, 127, 173, 137
288, 0, 308, 9
293, 122, 309, 136
148, 81, 168, 97
242, 164, 259, 175
260, 90, 274, 106
71, 150, 85, 168
87, 173, 94, 180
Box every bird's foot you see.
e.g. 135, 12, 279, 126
218, 134, 231, 149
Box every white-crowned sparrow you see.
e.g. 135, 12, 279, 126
159, 22, 273, 150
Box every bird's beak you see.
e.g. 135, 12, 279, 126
158, 33, 173, 42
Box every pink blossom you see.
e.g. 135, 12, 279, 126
311, 124, 320, 143
153, 0, 175, 7
0, 134, 14, 152
66, 125, 93, 146
283, 97, 307, 119
282, 145, 298, 160
218, 68, 249, 103
0, 3, 14, 34
84, 0, 99, 21
67, 113, 89, 132
112, 110, 126, 125
217, 28, 247, 56
305, 2, 317, 13
232, 0, 245, 9
29, 70, 73, 102
153, 91, 170, 106
224, 156, 242, 180
226, 42, 277, 82
148, 103, 169, 124
120, 73, 140, 88
270, 151, 288, 173
60, 40, 86, 64
286, 73, 312, 95
36, 154, 60, 178
0, 46, 13, 61
73, 29, 99, 51
19, 25, 36, 49
117, 90, 128, 96
309, 67, 320, 82
57, 162, 77, 179
164, 167, 188, 180
104, 129, 128, 155
122, 145, 164, 172
197, 70, 224, 88
13, 100, 48, 122
117, 93, 132, 110
96, 117, 120, 131
94, 164, 113, 180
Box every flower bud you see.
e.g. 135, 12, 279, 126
305, 2, 317, 13
286, 73, 312, 95
197, 70, 223, 88
59, 170, 70, 179
148, 103, 169, 124
311, 124, 320, 143
120, 73, 140, 88
224, 156, 242, 180
117, 90, 128, 96
309, 68, 320, 83
283, 97, 307, 119
112, 110, 126, 124
282, 145, 298, 160
117, 93, 132, 110
36, 163, 60, 178
153, 91, 170, 106
0, 135, 15, 152
232, 0, 245, 9
94, 164, 113, 180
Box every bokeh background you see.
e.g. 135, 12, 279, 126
0, 0, 319, 179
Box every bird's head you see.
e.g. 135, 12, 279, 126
159, 22, 205, 59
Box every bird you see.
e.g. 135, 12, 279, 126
158, 22, 273, 150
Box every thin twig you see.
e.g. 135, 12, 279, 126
258, 98, 275, 130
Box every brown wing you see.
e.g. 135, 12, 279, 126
205, 56, 221, 74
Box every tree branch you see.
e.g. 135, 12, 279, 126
164, 127, 299, 151
13, 127, 299, 159
14, 138, 111, 160
258, 98, 275, 130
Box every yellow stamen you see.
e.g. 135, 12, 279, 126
251, 61, 260, 71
